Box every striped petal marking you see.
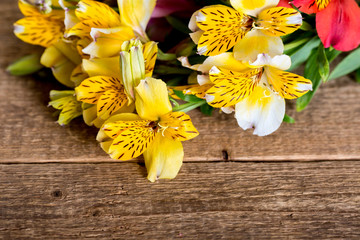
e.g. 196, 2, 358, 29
103, 120, 157, 160
265, 67, 313, 99
159, 112, 199, 141
256, 7, 302, 37
206, 67, 262, 108
196, 5, 253, 56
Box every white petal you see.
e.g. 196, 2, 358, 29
251, 54, 291, 70
234, 86, 285, 136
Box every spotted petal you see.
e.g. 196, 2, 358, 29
206, 67, 261, 108
14, 17, 63, 47
76, 0, 121, 26
196, 5, 253, 56
105, 120, 157, 160
159, 112, 199, 141
97, 89, 128, 120
265, 67, 312, 99
257, 7, 302, 37
76, 76, 123, 104
292, 0, 331, 14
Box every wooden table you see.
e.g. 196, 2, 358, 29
1, 1, 360, 239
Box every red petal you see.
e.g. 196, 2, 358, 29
292, 0, 319, 14
277, 0, 293, 8
316, 0, 360, 51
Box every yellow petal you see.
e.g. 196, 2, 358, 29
230, 0, 279, 17
82, 57, 121, 77
233, 30, 284, 63
106, 120, 157, 160
83, 27, 135, 58
316, 0, 331, 10
182, 84, 213, 99
195, 5, 253, 56
197, 52, 249, 74
18, 0, 40, 17
159, 112, 199, 141
117, 0, 156, 39
143, 134, 183, 182
76, 0, 121, 26
143, 41, 158, 77
206, 67, 261, 108
75, 76, 123, 104
257, 7, 302, 37
97, 89, 128, 120
14, 17, 63, 47
70, 64, 88, 87
135, 78, 172, 121
49, 90, 82, 125
265, 67, 313, 99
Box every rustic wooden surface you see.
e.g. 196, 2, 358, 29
1, 0, 360, 238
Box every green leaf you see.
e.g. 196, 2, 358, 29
283, 114, 295, 123
317, 44, 330, 82
173, 89, 203, 103
6, 54, 44, 76
157, 49, 177, 61
172, 100, 206, 113
288, 37, 321, 71
200, 104, 214, 116
296, 48, 322, 112
329, 47, 360, 80
356, 68, 360, 83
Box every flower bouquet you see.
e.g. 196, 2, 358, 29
8, 0, 360, 181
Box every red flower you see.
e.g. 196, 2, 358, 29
292, 0, 360, 51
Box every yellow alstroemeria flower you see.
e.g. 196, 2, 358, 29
205, 53, 313, 136
14, 0, 64, 48
97, 78, 199, 182
75, 40, 158, 121
66, 0, 155, 58
189, 0, 302, 61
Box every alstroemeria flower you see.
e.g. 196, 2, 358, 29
189, 0, 302, 61
97, 78, 199, 182
206, 54, 312, 136
75, 40, 157, 120
292, 0, 360, 51
66, 0, 155, 58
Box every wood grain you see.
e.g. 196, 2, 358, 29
1, 161, 360, 239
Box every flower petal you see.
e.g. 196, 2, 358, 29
250, 54, 291, 70
195, 5, 253, 56
143, 134, 183, 182
257, 7, 302, 37
206, 67, 261, 108
105, 120, 157, 160
233, 30, 284, 62
292, 0, 330, 14
234, 85, 285, 136
143, 41, 158, 77
97, 89, 128, 120
230, 0, 280, 16
316, 0, 360, 51
117, 0, 156, 39
135, 78, 172, 121
265, 67, 312, 99
198, 52, 249, 74
76, 0, 121, 26
14, 16, 63, 47
82, 27, 135, 58
159, 112, 199, 141
82, 57, 121, 77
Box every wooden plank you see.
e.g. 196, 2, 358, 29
1, 161, 360, 239
1, 0, 360, 163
